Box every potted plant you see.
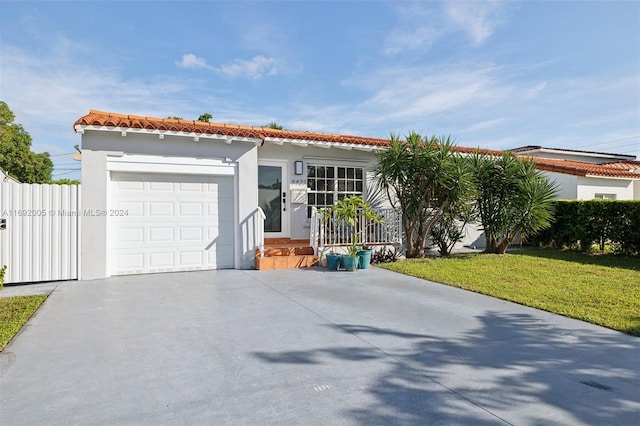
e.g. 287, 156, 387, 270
318, 207, 342, 270
332, 195, 381, 272
357, 245, 372, 270
342, 243, 360, 272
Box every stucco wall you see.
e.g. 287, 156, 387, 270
540, 171, 578, 200
539, 170, 638, 200
576, 176, 634, 200
80, 131, 258, 278
258, 143, 387, 240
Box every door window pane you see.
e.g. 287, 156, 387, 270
258, 165, 282, 232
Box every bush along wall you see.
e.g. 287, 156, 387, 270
525, 200, 640, 256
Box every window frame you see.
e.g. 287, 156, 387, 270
306, 163, 365, 217
594, 193, 617, 200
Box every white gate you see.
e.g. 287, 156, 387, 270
0, 183, 80, 284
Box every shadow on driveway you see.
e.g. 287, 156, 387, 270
252, 311, 640, 425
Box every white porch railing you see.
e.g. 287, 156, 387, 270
310, 206, 402, 255
256, 207, 266, 258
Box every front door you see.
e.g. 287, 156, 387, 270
258, 161, 289, 238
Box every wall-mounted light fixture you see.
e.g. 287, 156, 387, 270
294, 160, 304, 175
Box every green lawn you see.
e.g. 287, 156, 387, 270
0, 295, 48, 351
378, 249, 640, 336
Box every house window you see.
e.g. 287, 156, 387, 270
594, 193, 616, 200
307, 165, 364, 217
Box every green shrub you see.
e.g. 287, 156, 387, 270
525, 200, 640, 256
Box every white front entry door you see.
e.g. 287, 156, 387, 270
109, 172, 234, 275
258, 160, 289, 238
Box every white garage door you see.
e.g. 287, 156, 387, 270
109, 172, 234, 275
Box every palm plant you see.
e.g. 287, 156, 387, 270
471, 153, 557, 254
374, 133, 475, 257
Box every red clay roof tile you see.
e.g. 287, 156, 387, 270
74, 110, 501, 154
73, 110, 639, 180
533, 157, 640, 179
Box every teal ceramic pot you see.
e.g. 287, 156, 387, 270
326, 253, 342, 271
342, 255, 359, 272
357, 249, 372, 269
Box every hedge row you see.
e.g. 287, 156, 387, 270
525, 200, 640, 256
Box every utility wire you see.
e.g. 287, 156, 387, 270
578, 135, 639, 149
52, 170, 79, 177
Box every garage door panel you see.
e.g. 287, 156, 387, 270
149, 181, 174, 191
149, 202, 173, 216
117, 253, 145, 270
180, 251, 203, 265
116, 180, 144, 191
179, 203, 202, 216
117, 227, 144, 243
179, 227, 203, 241
149, 252, 174, 267
149, 227, 174, 242
110, 172, 234, 275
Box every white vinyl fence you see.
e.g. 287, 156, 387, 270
0, 183, 80, 284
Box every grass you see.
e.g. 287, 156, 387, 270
378, 249, 640, 336
0, 295, 48, 351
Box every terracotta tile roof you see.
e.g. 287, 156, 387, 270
74, 110, 501, 154
533, 157, 640, 179
74, 110, 390, 147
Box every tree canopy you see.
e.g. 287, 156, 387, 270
471, 153, 557, 254
266, 122, 284, 130
374, 133, 475, 258
198, 113, 213, 122
0, 101, 53, 183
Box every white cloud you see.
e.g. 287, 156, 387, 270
382, 3, 443, 55
176, 53, 212, 70
383, 28, 440, 55
214, 55, 280, 79
176, 53, 289, 79
383, 1, 508, 55
0, 40, 266, 161
444, 0, 506, 45
347, 65, 501, 122
523, 81, 547, 100
461, 118, 507, 133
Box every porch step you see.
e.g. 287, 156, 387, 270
255, 254, 318, 270
262, 245, 315, 257
255, 238, 318, 270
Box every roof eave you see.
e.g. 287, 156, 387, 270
74, 124, 264, 145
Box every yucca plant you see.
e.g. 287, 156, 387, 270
471, 153, 557, 254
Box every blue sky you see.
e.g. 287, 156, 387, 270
1, 1, 639, 181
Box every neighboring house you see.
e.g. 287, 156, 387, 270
513, 147, 640, 200
0, 166, 20, 183
512, 145, 636, 164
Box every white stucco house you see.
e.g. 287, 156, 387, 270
514, 146, 640, 201
74, 110, 639, 280
75, 110, 417, 279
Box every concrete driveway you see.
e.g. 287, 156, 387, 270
1, 268, 638, 425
